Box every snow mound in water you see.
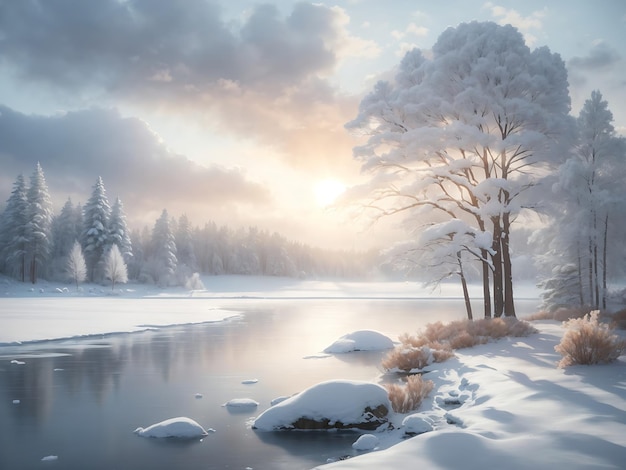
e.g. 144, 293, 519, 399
224, 398, 259, 408
323, 330, 394, 353
252, 380, 391, 431
134, 417, 208, 438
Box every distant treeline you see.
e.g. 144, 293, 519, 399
0, 166, 379, 286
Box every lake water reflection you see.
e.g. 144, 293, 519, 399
0, 298, 539, 469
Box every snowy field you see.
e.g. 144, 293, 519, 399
2, 275, 625, 469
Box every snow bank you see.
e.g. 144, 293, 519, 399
323, 330, 394, 353
317, 322, 626, 469
402, 414, 434, 435
134, 417, 209, 438
252, 380, 391, 431
352, 434, 379, 451
0, 298, 237, 344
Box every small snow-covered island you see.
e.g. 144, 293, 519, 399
1, 9, 626, 470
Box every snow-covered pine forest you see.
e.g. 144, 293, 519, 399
0, 169, 377, 287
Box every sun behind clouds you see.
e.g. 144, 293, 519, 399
313, 179, 346, 207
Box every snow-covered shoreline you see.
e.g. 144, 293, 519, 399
317, 321, 626, 470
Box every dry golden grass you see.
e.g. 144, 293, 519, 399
610, 309, 626, 329
385, 375, 435, 413
382, 317, 537, 372
523, 310, 554, 321
525, 307, 592, 322
555, 310, 625, 368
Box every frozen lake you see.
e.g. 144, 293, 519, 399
0, 297, 540, 469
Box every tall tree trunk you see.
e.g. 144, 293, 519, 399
502, 212, 516, 317
476, 218, 491, 318
593, 210, 599, 309
457, 252, 473, 321
19, 251, 25, 283
602, 212, 608, 310
481, 249, 492, 319
491, 216, 504, 318
577, 240, 584, 306
589, 234, 595, 307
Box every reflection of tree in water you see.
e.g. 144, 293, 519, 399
2, 358, 55, 427
0, 340, 130, 430
50, 341, 128, 404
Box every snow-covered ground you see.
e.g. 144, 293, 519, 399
316, 321, 626, 470
2, 274, 624, 468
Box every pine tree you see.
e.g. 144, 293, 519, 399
149, 209, 177, 286
175, 213, 196, 270
50, 198, 80, 280
52, 199, 78, 259
0, 174, 29, 281
108, 197, 133, 262
82, 177, 111, 281
539, 91, 625, 311
25, 163, 53, 283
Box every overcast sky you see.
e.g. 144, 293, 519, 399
0, 0, 624, 249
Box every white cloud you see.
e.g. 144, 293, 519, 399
483, 2, 546, 46
391, 22, 428, 41
330, 6, 381, 60
396, 42, 419, 57
407, 23, 429, 37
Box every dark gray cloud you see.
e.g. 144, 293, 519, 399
568, 43, 621, 70
0, 105, 271, 225
0, 0, 338, 97
0, 0, 359, 171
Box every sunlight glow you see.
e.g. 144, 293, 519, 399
313, 179, 346, 207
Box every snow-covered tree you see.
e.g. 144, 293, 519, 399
49, 198, 81, 280
175, 213, 196, 270
52, 199, 78, 258
538, 91, 625, 311
66, 240, 87, 290
25, 163, 53, 283
104, 244, 128, 291
148, 209, 177, 286
108, 197, 133, 262
346, 21, 571, 318
0, 174, 29, 281
82, 177, 111, 281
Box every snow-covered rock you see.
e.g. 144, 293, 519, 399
270, 395, 291, 406
41, 455, 58, 461
323, 330, 394, 353
352, 434, 379, 451
134, 417, 208, 438
402, 414, 434, 436
223, 398, 259, 408
252, 380, 391, 431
